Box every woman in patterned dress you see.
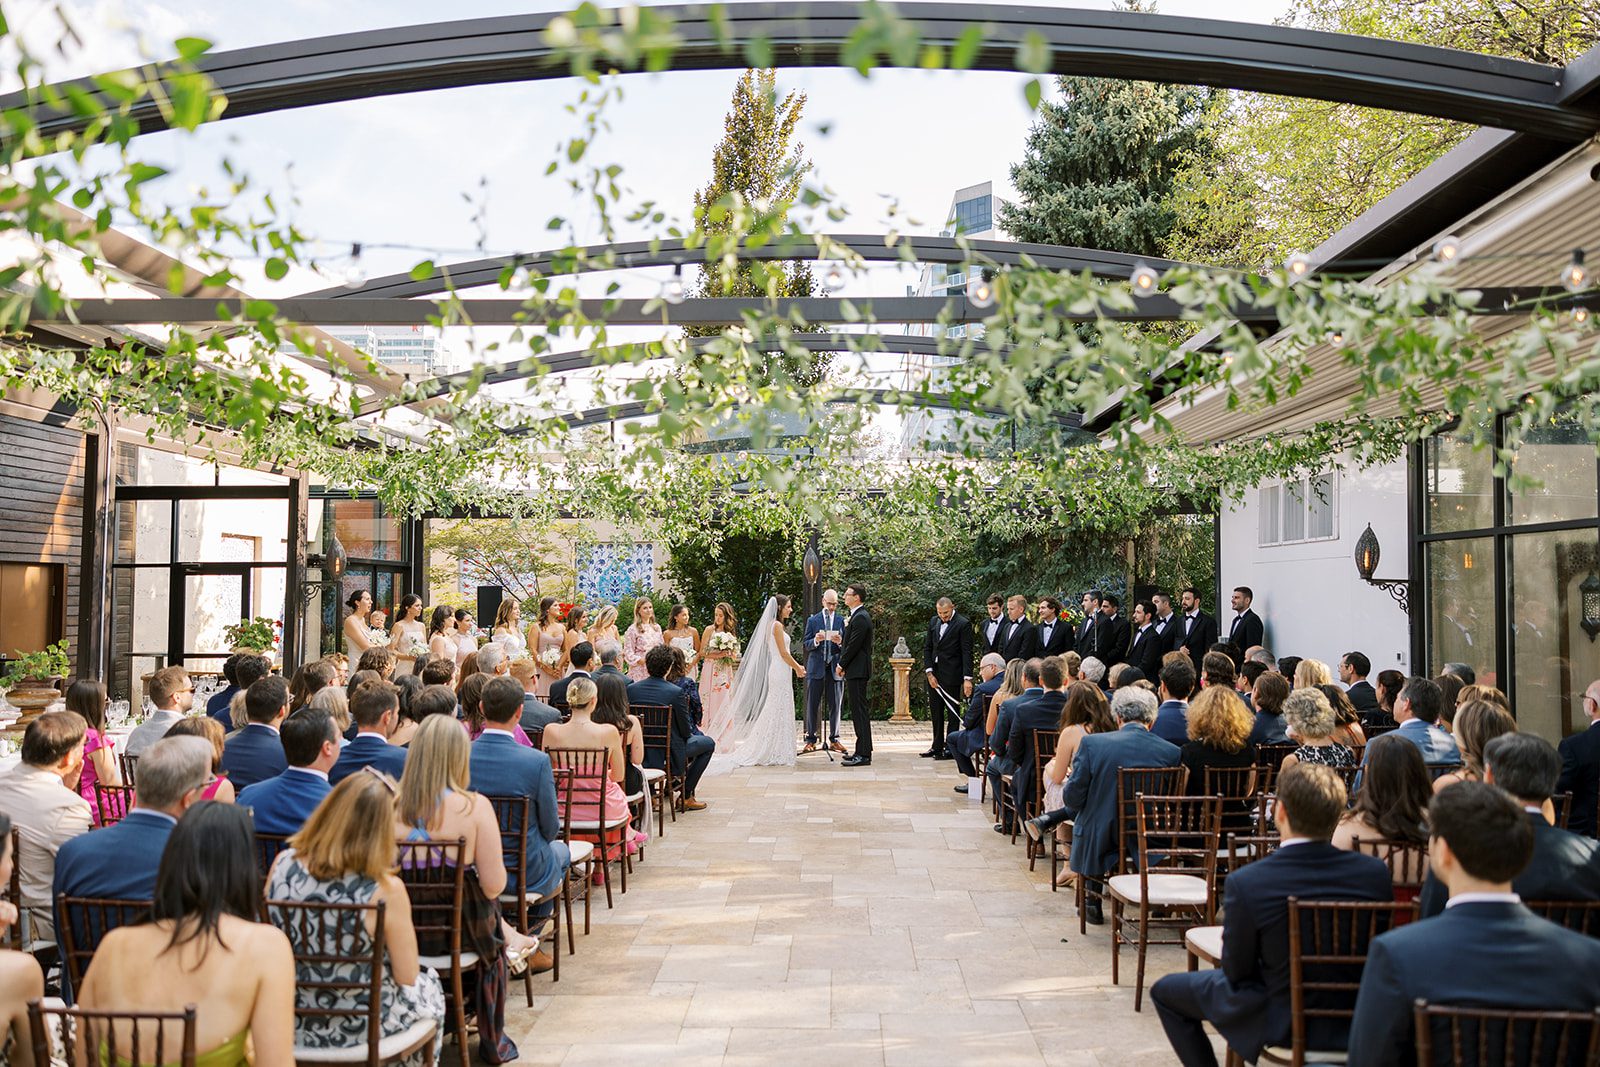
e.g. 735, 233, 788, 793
1279, 687, 1356, 772
622, 600, 663, 682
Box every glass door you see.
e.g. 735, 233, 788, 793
176, 564, 251, 678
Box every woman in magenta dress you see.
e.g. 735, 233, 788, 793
165, 717, 236, 802
65, 679, 123, 821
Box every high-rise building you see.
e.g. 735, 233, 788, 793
315, 325, 447, 376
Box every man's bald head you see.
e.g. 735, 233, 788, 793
822, 589, 839, 608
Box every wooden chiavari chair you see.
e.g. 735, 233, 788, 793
1525, 899, 1600, 940
1413, 1002, 1600, 1067
485, 795, 560, 991
395, 838, 473, 1067
56, 896, 151, 994
1076, 765, 1189, 935
29, 999, 196, 1067
1025, 728, 1060, 872
633, 704, 676, 836
92, 784, 135, 827
545, 747, 628, 907
1185, 834, 1282, 972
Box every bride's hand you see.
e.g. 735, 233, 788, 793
793, 662, 804, 678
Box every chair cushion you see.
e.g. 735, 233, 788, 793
1107, 873, 1209, 907
642, 768, 665, 783
418, 951, 480, 970
568, 818, 629, 831
1185, 925, 1223, 961
294, 1018, 438, 1063
1259, 1046, 1347, 1064
624, 791, 646, 804
567, 840, 594, 864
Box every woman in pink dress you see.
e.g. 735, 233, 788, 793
65, 679, 122, 821
621, 600, 662, 682
541, 677, 647, 856
165, 717, 236, 803
532, 596, 565, 699
698, 602, 740, 744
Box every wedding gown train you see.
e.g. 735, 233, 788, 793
706, 598, 797, 771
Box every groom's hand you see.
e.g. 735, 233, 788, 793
835, 666, 843, 680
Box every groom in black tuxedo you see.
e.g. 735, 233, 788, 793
922, 597, 972, 760
840, 584, 875, 767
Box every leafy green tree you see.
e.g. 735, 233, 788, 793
424, 518, 577, 608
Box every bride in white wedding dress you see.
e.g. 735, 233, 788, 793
707, 595, 806, 771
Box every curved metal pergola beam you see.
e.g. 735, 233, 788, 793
369, 332, 1009, 415
6, 5, 1595, 144
314, 235, 1185, 301
508, 388, 1081, 435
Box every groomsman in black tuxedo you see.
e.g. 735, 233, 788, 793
839, 584, 876, 768
1034, 596, 1072, 658
922, 597, 972, 760
1178, 586, 1218, 665
979, 594, 1007, 656
1151, 592, 1182, 653
1226, 586, 1265, 651
1075, 590, 1110, 660
999, 594, 1038, 662
1100, 594, 1131, 667
1124, 600, 1164, 681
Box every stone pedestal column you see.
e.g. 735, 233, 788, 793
889, 653, 915, 724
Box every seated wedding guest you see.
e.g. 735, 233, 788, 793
1151, 765, 1391, 1066
1025, 684, 1181, 924
64, 678, 122, 819
0, 814, 43, 1064
1558, 678, 1600, 836
1235, 660, 1265, 709
476, 642, 510, 683
629, 644, 713, 811
1000, 657, 1070, 831
345, 668, 382, 703
208, 655, 243, 724
397, 716, 534, 1061
288, 658, 337, 712
1278, 688, 1356, 771
1367, 676, 1459, 769
322, 652, 349, 686
986, 659, 1046, 823
391, 674, 424, 746
0, 711, 92, 941
55, 736, 212, 917
1441, 661, 1475, 687
1179, 686, 1256, 835
1419, 733, 1600, 917
356, 645, 397, 681
1275, 655, 1302, 683
419, 656, 456, 688
549, 641, 594, 706
77, 802, 294, 1065
220, 654, 275, 731
592, 640, 627, 681
460, 674, 536, 747
236, 707, 340, 835
1340, 651, 1379, 715
470, 676, 568, 967
166, 716, 236, 803
1033, 682, 1116, 883
666, 647, 703, 727
310, 684, 352, 742
984, 659, 1027, 738
411, 684, 458, 726
1333, 733, 1431, 883
1152, 658, 1194, 745
329, 680, 408, 784
1078, 656, 1107, 688
1373, 668, 1405, 726
1457, 683, 1509, 712
220, 675, 290, 790
1316, 683, 1367, 749
1292, 658, 1331, 688
951, 653, 1008, 789
547, 677, 649, 852
267, 770, 446, 1066
1105, 663, 1130, 692
1248, 671, 1291, 745
509, 657, 561, 730
1431, 699, 1515, 792
127, 666, 193, 757
456, 650, 482, 692
594, 675, 646, 792
1199, 651, 1235, 695
1347, 782, 1600, 1067
1433, 672, 1465, 730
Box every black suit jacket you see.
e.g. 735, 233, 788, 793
1179, 610, 1219, 663
1074, 613, 1109, 660
838, 606, 873, 681
1188, 842, 1392, 1061
1557, 720, 1600, 837
978, 614, 1007, 655
1227, 608, 1264, 650
1003, 690, 1067, 808
1418, 811, 1600, 917
924, 613, 973, 688
1152, 614, 1183, 654
1345, 679, 1379, 715
1102, 613, 1130, 666
626, 676, 694, 770
1000, 618, 1038, 662
1035, 617, 1072, 658
1348, 901, 1600, 1067
1124, 624, 1163, 680
548, 670, 590, 706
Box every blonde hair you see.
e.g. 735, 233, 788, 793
164, 716, 225, 772
1293, 658, 1332, 688
1283, 686, 1337, 741
508, 657, 537, 683
310, 685, 352, 733
589, 605, 617, 636
288, 772, 399, 882
397, 715, 473, 829
1187, 685, 1253, 752
566, 677, 597, 709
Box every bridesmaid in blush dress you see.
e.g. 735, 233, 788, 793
532, 596, 566, 700
698, 602, 740, 744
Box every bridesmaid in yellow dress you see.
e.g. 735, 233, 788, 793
698, 602, 740, 744
531, 596, 566, 699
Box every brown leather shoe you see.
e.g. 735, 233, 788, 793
528, 949, 555, 975
829, 741, 847, 754
681, 797, 707, 811
801, 743, 817, 754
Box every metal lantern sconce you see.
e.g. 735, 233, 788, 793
301, 535, 348, 604
803, 532, 822, 616
1354, 523, 1411, 614
1581, 571, 1600, 641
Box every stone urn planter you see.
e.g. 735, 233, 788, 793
5, 676, 63, 726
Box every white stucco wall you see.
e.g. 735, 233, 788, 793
1219, 455, 1413, 675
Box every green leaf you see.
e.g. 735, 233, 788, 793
950, 25, 984, 69
173, 37, 214, 62
263, 257, 288, 281
409, 260, 436, 281
1017, 31, 1050, 74
1024, 78, 1042, 110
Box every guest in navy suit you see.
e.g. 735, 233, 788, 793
1001, 657, 1069, 826
1151, 657, 1193, 746
329, 681, 409, 785
1557, 678, 1600, 837
208, 654, 271, 732
219, 675, 290, 791
1348, 781, 1600, 1066
1339, 652, 1380, 717
1150, 765, 1392, 1066
548, 642, 593, 708
470, 677, 569, 944
950, 653, 1006, 788
205, 654, 242, 727
236, 707, 340, 835
630, 645, 714, 808
986, 660, 1045, 817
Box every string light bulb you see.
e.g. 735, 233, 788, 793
340, 243, 366, 290
1562, 249, 1588, 293
1129, 262, 1160, 297
1432, 234, 1461, 263
1574, 306, 1590, 325
1284, 252, 1311, 278
661, 263, 686, 305
823, 264, 845, 292
967, 272, 996, 309
1328, 330, 1344, 346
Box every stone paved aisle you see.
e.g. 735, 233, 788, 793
504, 734, 1207, 1065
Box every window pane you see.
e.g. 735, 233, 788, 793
332, 498, 402, 561
115, 499, 172, 564
1426, 537, 1494, 683
1282, 481, 1306, 542
1258, 485, 1275, 546
1308, 473, 1336, 540
1510, 530, 1600, 742
1426, 427, 1495, 533
1509, 409, 1596, 525
176, 499, 289, 562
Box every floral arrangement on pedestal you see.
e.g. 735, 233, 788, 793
223, 617, 281, 655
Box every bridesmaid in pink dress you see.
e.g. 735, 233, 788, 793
698, 602, 740, 744
532, 596, 565, 700
621, 601, 663, 682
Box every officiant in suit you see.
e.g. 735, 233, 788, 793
802, 588, 846, 754
922, 597, 973, 760
840, 584, 875, 768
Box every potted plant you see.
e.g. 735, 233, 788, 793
2, 640, 71, 723
223, 617, 281, 656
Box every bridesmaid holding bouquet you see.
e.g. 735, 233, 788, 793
699, 602, 740, 744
